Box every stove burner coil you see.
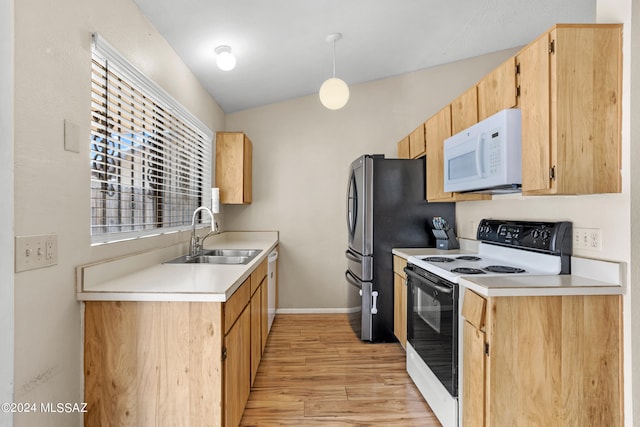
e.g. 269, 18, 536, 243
484, 265, 526, 274
451, 267, 485, 274
456, 256, 481, 261
422, 256, 455, 263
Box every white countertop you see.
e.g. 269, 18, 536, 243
392, 245, 623, 297
76, 231, 279, 302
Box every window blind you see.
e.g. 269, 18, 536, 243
90, 34, 212, 244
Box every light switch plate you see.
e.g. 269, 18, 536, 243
15, 234, 58, 272
64, 119, 80, 153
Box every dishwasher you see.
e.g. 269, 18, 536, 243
267, 249, 278, 332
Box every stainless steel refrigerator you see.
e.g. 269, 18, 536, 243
345, 154, 455, 342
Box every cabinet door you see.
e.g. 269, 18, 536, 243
216, 132, 253, 204
518, 33, 553, 194
409, 124, 426, 158
462, 321, 485, 427
250, 286, 261, 385
451, 86, 478, 135
224, 306, 250, 427
392, 256, 408, 348
397, 136, 410, 158
393, 272, 407, 348
477, 57, 517, 121
261, 278, 268, 352
425, 106, 453, 202
552, 26, 622, 194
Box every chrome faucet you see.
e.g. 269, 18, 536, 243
189, 206, 219, 257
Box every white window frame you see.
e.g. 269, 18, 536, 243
90, 34, 212, 245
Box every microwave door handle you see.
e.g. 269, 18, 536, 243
475, 134, 484, 178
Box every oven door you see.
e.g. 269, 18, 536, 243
406, 265, 459, 397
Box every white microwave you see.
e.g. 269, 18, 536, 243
443, 108, 522, 193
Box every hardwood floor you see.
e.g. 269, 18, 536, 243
240, 314, 442, 426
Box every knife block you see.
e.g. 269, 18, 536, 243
433, 228, 460, 250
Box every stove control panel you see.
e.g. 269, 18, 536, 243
477, 219, 572, 255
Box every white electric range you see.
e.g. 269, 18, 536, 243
404, 218, 573, 427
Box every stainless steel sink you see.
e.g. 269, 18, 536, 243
165, 249, 261, 265
201, 249, 261, 258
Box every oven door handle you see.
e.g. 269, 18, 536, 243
404, 268, 453, 294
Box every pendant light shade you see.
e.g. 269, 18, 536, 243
215, 45, 236, 71
319, 33, 349, 110
319, 77, 350, 110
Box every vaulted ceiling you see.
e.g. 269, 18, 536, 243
133, 0, 596, 113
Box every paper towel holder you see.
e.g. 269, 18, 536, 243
211, 187, 220, 214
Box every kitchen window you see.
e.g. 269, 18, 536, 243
90, 34, 212, 244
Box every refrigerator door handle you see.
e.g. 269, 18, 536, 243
346, 170, 358, 241
345, 270, 362, 288
345, 249, 361, 263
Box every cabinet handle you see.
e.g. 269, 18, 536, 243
222, 347, 227, 361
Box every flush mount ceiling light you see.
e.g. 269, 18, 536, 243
215, 45, 236, 71
319, 33, 349, 110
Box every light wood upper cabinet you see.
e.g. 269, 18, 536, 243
397, 125, 425, 159
216, 132, 253, 204
425, 106, 453, 202
397, 136, 410, 158
517, 24, 622, 195
461, 289, 622, 427
477, 57, 518, 121
409, 123, 426, 158
451, 86, 478, 135
517, 32, 551, 193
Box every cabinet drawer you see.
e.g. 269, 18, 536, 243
250, 258, 268, 295
225, 278, 250, 335
393, 255, 408, 277
462, 289, 486, 329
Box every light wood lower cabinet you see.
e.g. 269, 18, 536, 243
392, 255, 407, 349
84, 263, 273, 427
250, 258, 267, 385
225, 304, 250, 427
461, 289, 622, 427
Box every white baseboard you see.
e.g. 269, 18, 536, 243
276, 307, 360, 314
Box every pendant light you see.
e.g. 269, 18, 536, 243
319, 33, 349, 110
215, 45, 236, 71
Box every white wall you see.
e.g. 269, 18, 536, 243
0, 0, 14, 426
12, 0, 224, 425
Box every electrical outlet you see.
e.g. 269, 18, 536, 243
573, 227, 602, 251
15, 234, 58, 272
